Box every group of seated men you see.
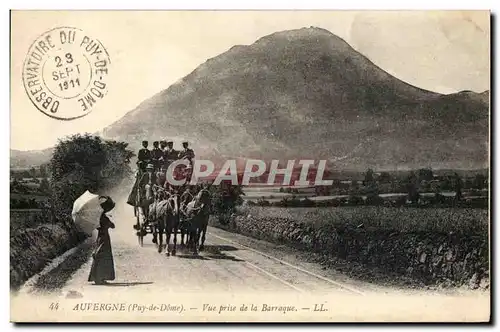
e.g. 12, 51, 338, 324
137, 140, 195, 173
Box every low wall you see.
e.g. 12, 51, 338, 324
211, 211, 489, 289
10, 222, 86, 291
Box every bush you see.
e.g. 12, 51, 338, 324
348, 195, 364, 206
210, 184, 244, 223
300, 197, 315, 207
278, 196, 301, 207
394, 196, 407, 207
256, 198, 270, 206
365, 194, 384, 206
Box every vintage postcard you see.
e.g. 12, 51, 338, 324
9, 10, 490, 323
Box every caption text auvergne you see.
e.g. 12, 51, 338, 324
68, 302, 328, 314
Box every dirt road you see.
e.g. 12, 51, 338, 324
11, 200, 490, 322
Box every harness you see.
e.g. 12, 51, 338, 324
152, 184, 179, 215
184, 190, 210, 216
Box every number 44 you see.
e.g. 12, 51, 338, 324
49, 302, 59, 311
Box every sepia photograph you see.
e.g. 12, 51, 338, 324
9, 9, 490, 323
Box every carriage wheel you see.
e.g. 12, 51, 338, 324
137, 211, 144, 247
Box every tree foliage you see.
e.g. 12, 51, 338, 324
209, 184, 244, 224
406, 171, 420, 204
418, 167, 434, 182
49, 134, 134, 221
473, 174, 487, 190
364, 168, 375, 185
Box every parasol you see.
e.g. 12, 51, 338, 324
71, 190, 107, 236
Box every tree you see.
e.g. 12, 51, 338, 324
378, 172, 392, 184
406, 171, 420, 204
49, 134, 134, 221
364, 168, 374, 185
454, 173, 463, 201
473, 174, 487, 190
30, 167, 37, 180
210, 184, 244, 224
39, 177, 50, 194
39, 164, 48, 178
418, 168, 434, 182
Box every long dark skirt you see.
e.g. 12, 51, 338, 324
88, 232, 115, 283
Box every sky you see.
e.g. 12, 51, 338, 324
10, 10, 490, 151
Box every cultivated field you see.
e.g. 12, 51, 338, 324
236, 205, 489, 234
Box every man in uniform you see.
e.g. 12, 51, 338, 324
178, 141, 195, 183
137, 140, 151, 172
151, 141, 163, 172
160, 140, 167, 150
178, 141, 195, 166
159, 140, 167, 155
158, 140, 168, 169
163, 140, 179, 170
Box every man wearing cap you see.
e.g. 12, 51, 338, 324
158, 140, 167, 169
137, 141, 151, 172
163, 141, 178, 170
159, 140, 167, 159
151, 141, 163, 172
178, 141, 195, 166
178, 141, 195, 183
139, 164, 156, 189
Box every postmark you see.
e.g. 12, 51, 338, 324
22, 27, 111, 120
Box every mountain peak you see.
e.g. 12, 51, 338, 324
99, 28, 488, 171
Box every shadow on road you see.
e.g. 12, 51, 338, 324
92, 281, 154, 287
203, 254, 244, 262
176, 254, 210, 260
202, 245, 239, 252
175, 244, 245, 262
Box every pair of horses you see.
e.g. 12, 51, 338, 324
137, 183, 211, 256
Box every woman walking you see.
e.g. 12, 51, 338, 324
88, 196, 116, 285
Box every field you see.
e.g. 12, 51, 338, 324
236, 205, 489, 234
241, 185, 489, 208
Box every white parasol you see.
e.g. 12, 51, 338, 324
71, 190, 106, 236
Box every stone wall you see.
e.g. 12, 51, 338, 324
211, 212, 489, 289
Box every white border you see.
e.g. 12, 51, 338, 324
3, 1, 497, 331
4, 1, 497, 10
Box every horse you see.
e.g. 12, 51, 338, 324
151, 186, 180, 256
183, 189, 211, 255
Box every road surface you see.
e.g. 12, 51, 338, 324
11, 199, 490, 322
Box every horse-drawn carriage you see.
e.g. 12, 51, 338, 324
127, 163, 211, 255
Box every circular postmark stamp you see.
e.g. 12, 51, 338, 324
22, 27, 111, 120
